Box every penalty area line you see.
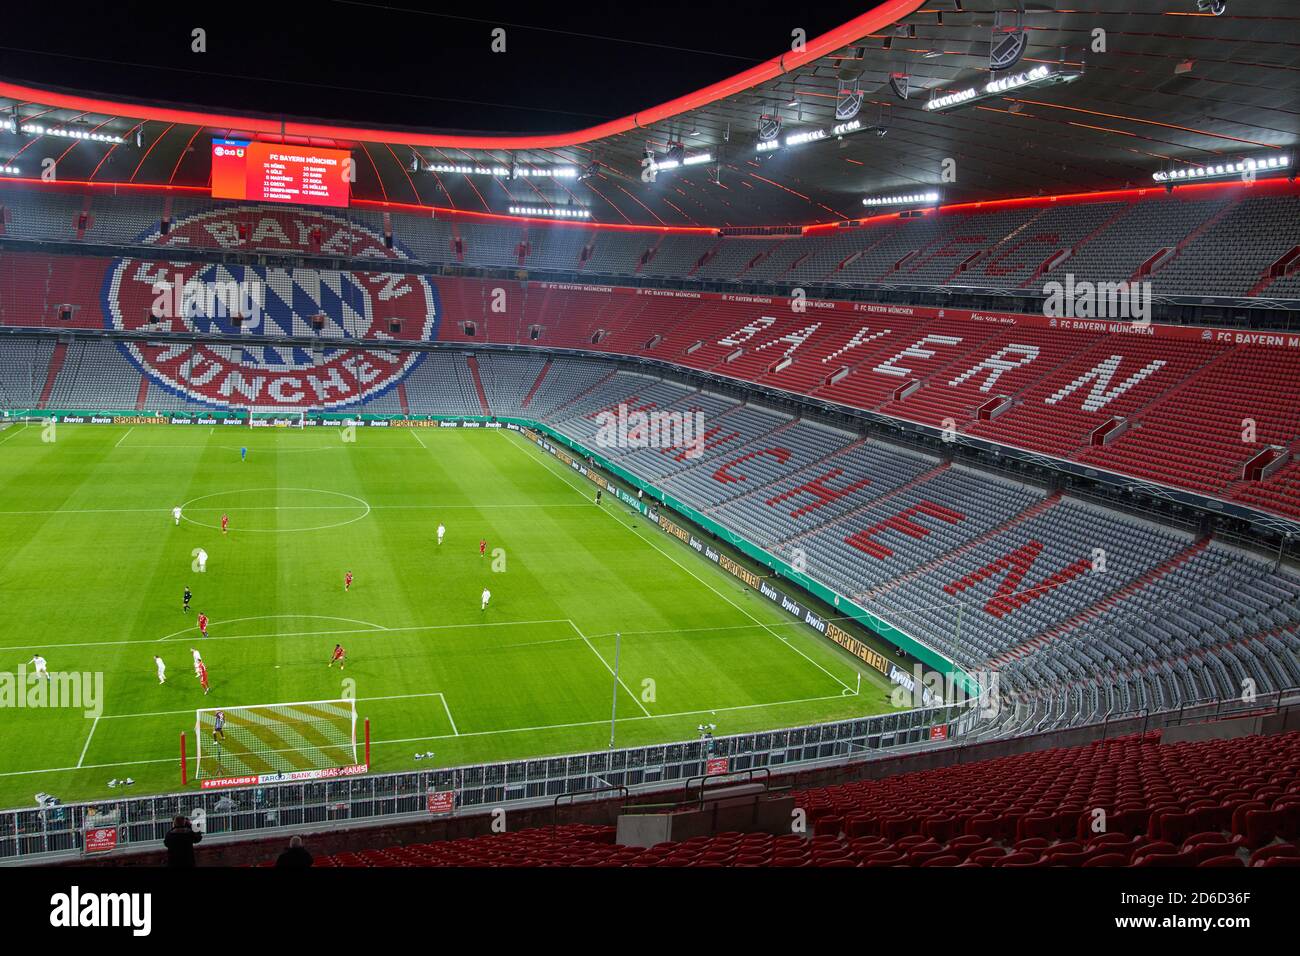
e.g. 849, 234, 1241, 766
76, 715, 101, 769
568, 619, 651, 718
96, 690, 457, 722
0, 423, 29, 446
439, 693, 460, 736
375, 689, 855, 746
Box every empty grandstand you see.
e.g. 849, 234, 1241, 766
0, 3, 1297, 918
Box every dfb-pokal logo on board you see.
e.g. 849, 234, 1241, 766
102, 206, 440, 410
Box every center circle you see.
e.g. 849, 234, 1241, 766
179, 487, 371, 533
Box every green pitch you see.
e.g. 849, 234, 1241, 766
0, 421, 900, 808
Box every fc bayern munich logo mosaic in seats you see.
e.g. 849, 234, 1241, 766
102, 206, 441, 409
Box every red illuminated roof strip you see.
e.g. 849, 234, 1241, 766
1, 174, 1293, 235
130, 123, 174, 183
169, 127, 204, 185
90, 121, 146, 181
606, 179, 666, 226
514, 168, 554, 209
580, 178, 633, 225
0, 2, 926, 151
1011, 99, 1279, 150
438, 148, 491, 213
937, 176, 1296, 215
357, 143, 388, 203
382, 141, 422, 205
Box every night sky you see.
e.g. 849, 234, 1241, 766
1, 0, 874, 132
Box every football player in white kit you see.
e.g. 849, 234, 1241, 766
196, 548, 208, 572
154, 655, 166, 685
172, 505, 182, 526
191, 647, 203, 677
437, 522, 446, 545
28, 654, 49, 680
481, 587, 491, 611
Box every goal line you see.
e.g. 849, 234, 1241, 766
244, 405, 309, 428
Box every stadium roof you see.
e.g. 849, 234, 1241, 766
0, 0, 1295, 228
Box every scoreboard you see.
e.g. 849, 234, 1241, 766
211, 139, 351, 207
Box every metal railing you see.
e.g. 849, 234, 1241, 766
0, 703, 963, 864
4, 679, 1292, 864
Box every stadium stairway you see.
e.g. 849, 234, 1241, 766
36, 340, 66, 408
1138, 192, 1244, 284
519, 357, 552, 409
466, 355, 491, 415
1018, 202, 1137, 290
543, 368, 617, 419
1247, 243, 1300, 298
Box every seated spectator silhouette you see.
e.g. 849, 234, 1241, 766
276, 835, 314, 868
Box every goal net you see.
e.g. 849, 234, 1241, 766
195, 699, 358, 781
246, 405, 307, 428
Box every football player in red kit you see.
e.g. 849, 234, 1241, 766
479, 538, 487, 558
328, 644, 346, 670
197, 612, 209, 638
221, 514, 229, 535
345, 571, 353, 592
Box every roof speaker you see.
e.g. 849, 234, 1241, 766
990, 2, 1028, 72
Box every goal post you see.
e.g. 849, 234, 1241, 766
245, 405, 308, 428
194, 699, 363, 785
